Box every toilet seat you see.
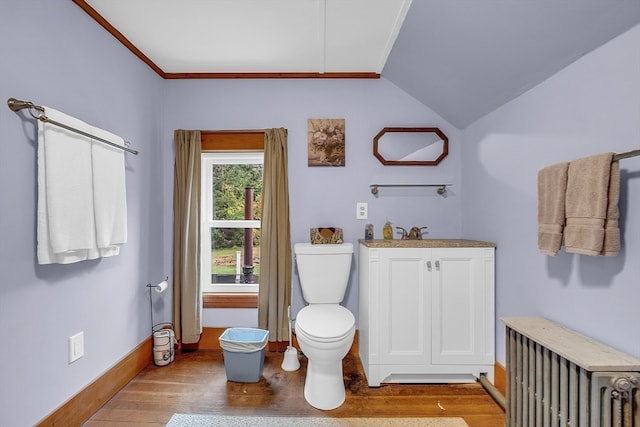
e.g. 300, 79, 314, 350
296, 305, 355, 343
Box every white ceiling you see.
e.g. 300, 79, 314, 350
79, 0, 640, 129
84, 0, 412, 74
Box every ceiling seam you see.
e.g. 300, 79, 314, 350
320, 0, 327, 74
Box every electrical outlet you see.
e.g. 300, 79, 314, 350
69, 332, 84, 364
356, 202, 368, 220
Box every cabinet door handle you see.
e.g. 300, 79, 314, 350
426, 260, 432, 271
435, 260, 440, 271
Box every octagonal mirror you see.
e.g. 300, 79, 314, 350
373, 127, 448, 166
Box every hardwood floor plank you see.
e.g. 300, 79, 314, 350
85, 350, 505, 427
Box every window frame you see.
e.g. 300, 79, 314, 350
200, 151, 264, 295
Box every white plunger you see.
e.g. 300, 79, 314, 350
281, 305, 300, 371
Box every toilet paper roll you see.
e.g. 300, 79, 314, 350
155, 280, 168, 293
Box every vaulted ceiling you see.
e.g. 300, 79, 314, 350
76, 0, 640, 129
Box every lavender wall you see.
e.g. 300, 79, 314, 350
0, 2, 164, 425
161, 78, 462, 323
462, 24, 640, 364
4, 3, 636, 425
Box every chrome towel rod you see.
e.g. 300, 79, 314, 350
7, 98, 139, 155
614, 149, 640, 160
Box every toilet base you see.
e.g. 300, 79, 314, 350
303, 359, 346, 410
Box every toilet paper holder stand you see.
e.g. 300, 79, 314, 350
147, 277, 176, 366
146, 277, 170, 333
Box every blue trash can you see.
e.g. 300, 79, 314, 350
219, 328, 269, 383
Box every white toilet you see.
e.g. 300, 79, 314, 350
294, 242, 355, 410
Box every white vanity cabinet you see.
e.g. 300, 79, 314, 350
358, 239, 495, 387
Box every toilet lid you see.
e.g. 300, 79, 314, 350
296, 305, 355, 340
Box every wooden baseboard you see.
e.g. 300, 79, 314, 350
36, 336, 152, 427
200, 327, 359, 354
199, 327, 297, 351
494, 361, 506, 397
200, 327, 225, 350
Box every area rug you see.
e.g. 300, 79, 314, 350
166, 414, 468, 427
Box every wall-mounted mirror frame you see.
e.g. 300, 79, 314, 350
373, 127, 448, 166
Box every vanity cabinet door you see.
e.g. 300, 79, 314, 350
378, 248, 431, 365
431, 248, 492, 365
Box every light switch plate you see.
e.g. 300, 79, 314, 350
69, 332, 84, 364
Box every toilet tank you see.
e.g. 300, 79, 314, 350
294, 242, 353, 304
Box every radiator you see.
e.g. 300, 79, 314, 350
503, 317, 640, 427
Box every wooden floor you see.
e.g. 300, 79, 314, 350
85, 349, 505, 427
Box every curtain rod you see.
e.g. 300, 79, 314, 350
7, 98, 139, 155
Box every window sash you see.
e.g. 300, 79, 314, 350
201, 152, 263, 294
208, 220, 261, 228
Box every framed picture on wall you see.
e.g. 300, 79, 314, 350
307, 118, 345, 166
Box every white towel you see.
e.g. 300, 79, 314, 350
37, 107, 99, 264
91, 126, 128, 257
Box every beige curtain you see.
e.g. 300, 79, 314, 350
258, 128, 291, 342
172, 130, 202, 344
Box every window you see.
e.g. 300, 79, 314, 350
201, 151, 263, 294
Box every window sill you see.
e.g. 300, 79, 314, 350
203, 292, 258, 309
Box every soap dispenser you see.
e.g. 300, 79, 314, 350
382, 219, 393, 240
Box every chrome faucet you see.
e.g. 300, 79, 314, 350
396, 227, 409, 240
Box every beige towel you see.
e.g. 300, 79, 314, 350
537, 162, 569, 255
564, 153, 616, 256
600, 160, 620, 256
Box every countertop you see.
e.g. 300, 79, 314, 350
358, 239, 496, 248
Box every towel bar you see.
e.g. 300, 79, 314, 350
7, 97, 139, 155
370, 184, 450, 196
614, 149, 639, 160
